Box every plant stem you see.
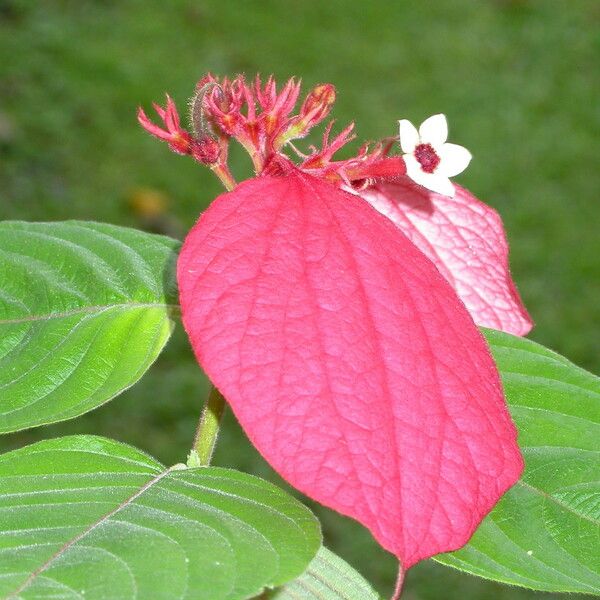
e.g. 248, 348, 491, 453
237, 137, 264, 174
188, 385, 227, 467
390, 562, 405, 600
211, 163, 237, 191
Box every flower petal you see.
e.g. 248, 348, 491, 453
398, 119, 420, 154
178, 171, 523, 569
405, 155, 455, 197
419, 113, 448, 147
437, 143, 472, 177
362, 180, 534, 335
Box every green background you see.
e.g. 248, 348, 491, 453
1, 1, 598, 598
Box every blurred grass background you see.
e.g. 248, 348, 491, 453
1, 0, 599, 598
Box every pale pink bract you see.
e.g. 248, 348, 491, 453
362, 180, 533, 336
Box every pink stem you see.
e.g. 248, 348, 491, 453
390, 562, 405, 600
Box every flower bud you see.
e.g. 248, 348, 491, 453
274, 83, 336, 148
191, 136, 220, 165
299, 83, 336, 129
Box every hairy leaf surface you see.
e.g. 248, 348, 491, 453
270, 546, 380, 599
0, 221, 179, 433
0, 436, 320, 599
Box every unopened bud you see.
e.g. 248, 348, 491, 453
299, 84, 336, 128
274, 83, 336, 149
191, 136, 220, 165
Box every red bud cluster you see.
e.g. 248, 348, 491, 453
138, 73, 407, 189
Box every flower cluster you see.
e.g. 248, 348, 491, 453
138, 73, 474, 194
139, 74, 480, 198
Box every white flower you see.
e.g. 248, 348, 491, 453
398, 114, 472, 197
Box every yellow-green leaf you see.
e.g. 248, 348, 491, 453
0, 221, 179, 433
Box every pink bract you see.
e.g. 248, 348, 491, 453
177, 171, 524, 568
362, 181, 533, 336
141, 73, 528, 569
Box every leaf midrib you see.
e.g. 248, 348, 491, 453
6, 465, 175, 599
0, 302, 180, 326
517, 480, 600, 527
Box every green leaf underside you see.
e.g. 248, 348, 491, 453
0, 221, 180, 434
269, 546, 381, 599
0, 436, 321, 600
436, 328, 600, 594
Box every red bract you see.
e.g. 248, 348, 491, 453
141, 73, 528, 572
362, 181, 533, 335
177, 171, 524, 568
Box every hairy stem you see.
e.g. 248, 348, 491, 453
211, 163, 237, 191
391, 562, 405, 600
188, 385, 227, 467
237, 136, 265, 174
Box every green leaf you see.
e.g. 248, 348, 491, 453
0, 221, 180, 433
269, 547, 381, 599
0, 435, 321, 600
436, 328, 600, 594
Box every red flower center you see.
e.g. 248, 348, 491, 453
414, 143, 440, 173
